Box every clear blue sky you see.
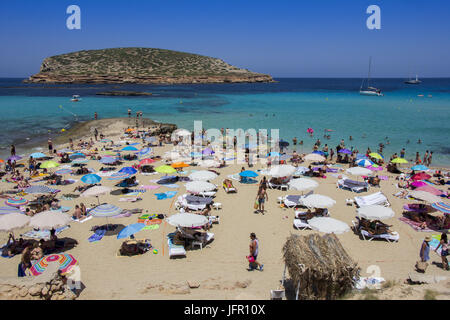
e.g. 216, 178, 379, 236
0, 0, 449, 78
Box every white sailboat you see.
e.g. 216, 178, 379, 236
360, 57, 383, 96
405, 74, 422, 84
71, 95, 81, 102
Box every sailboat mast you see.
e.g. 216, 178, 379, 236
367, 56, 372, 87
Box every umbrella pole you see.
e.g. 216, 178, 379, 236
295, 280, 301, 300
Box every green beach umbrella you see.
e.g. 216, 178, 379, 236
155, 165, 177, 174
40, 160, 60, 169
391, 158, 408, 164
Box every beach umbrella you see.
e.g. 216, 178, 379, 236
391, 158, 408, 164
0, 159, 4, 163
29, 253, 77, 276
139, 158, 156, 165
369, 153, 383, 160
57, 148, 73, 154
5, 197, 28, 207
239, 170, 258, 178
411, 165, 428, 171
280, 154, 292, 162
103, 151, 117, 156
415, 185, 446, 196
356, 159, 374, 168
0, 213, 30, 231
202, 148, 215, 156
165, 151, 183, 160
171, 162, 189, 169
81, 186, 112, 205
307, 128, 314, 134
198, 160, 220, 168
189, 152, 202, 158
40, 160, 60, 169
108, 172, 132, 180
267, 152, 281, 157
308, 217, 350, 234
0, 206, 22, 215
119, 167, 138, 175
304, 153, 325, 162
117, 223, 145, 240
99, 157, 117, 164
166, 213, 208, 228
145, 137, 157, 143
90, 204, 123, 218
72, 158, 89, 164
155, 165, 177, 174
30, 152, 47, 159
69, 153, 86, 160
356, 153, 369, 160
368, 165, 383, 171
357, 205, 395, 220
408, 190, 442, 203
412, 173, 432, 181
279, 140, 289, 147
8, 155, 22, 162
100, 139, 112, 143
55, 168, 72, 175
188, 170, 218, 182
137, 147, 152, 157
267, 165, 296, 177
24, 185, 56, 194
346, 167, 372, 177
173, 129, 191, 137
431, 202, 450, 214
288, 178, 319, 192
411, 181, 428, 188
122, 146, 139, 152
338, 148, 352, 155
81, 174, 102, 184
185, 181, 216, 193
302, 194, 336, 209
29, 210, 72, 230
312, 150, 326, 156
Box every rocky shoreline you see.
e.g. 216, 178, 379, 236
96, 91, 153, 96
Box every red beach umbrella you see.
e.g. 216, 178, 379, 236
412, 173, 432, 181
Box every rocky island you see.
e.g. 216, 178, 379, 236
95, 91, 153, 96
24, 47, 274, 84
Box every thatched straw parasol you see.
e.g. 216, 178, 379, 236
282, 233, 359, 300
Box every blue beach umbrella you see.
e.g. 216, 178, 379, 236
122, 146, 139, 152
30, 152, 47, 159
99, 157, 116, 164
117, 223, 146, 239
239, 170, 258, 178
55, 169, 72, 175
90, 204, 123, 218
119, 167, 137, 175
312, 150, 325, 156
69, 153, 86, 160
411, 165, 429, 171
81, 174, 102, 184
0, 206, 22, 215
137, 147, 152, 157
267, 152, 281, 157
356, 153, 368, 160
356, 159, 374, 168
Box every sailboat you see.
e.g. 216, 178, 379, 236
360, 57, 383, 96
404, 74, 422, 84
71, 95, 81, 102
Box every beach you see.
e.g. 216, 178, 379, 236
0, 117, 449, 300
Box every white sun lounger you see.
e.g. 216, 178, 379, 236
268, 181, 289, 191
167, 237, 186, 258
354, 191, 390, 207
293, 219, 311, 230
351, 220, 399, 242
337, 179, 369, 193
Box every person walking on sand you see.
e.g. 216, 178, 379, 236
435, 233, 449, 270
128, 109, 131, 118
256, 186, 268, 214
420, 236, 431, 263
94, 112, 98, 120
249, 233, 263, 271
94, 128, 98, 141
427, 151, 433, 167
10, 144, 15, 156
48, 138, 53, 155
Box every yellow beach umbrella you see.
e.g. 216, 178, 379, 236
171, 162, 189, 169
40, 160, 60, 169
369, 153, 383, 160
155, 165, 177, 174
391, 158, 408, 164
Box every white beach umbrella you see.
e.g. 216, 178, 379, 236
185, 181, 216, 193
164, 151, 182, 161
29, 210, 72, 230
267, 165, 296, 177
166, 213, 208, 228
302, 194, 336, 209
304, 153, 325, 162
308, 217, 350, 234
288, 178, 319, 192
357, 205, 395, 220
188, 170, 218, 182
346, 167, 372, 176
408, 190, 442, 204
173, 129, 191, 137
0, 213, 30, 232
198, 160, 220, 168
81, 186, 112, 204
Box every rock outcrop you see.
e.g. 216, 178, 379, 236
24, 48, 274, 84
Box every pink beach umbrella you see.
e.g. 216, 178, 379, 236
415, 185, 446, 196
411, 181, 428, 188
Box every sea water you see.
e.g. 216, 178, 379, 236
0, 78, 449, 166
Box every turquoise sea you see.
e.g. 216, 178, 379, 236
0, 78, 449, 166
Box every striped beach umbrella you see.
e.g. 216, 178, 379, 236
25, 185, 57, 194
356, 159, 374, 168
29, 253, 77, 276
5, 197, 28, 207
90, 204, 123, 218
108, 172, 131, 180
119, 167, 137, 175
99, 157, 117, 164
0, 213, 30, 231
69, 152, 86, 160
432, 202, 450, 214
139, 158, 156, 165
55, 168, 72, 175
0, 206, 22, 215
369, 153, 384, 160
81, 174, 102, 184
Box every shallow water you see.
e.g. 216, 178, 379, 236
0, 78, 449, 166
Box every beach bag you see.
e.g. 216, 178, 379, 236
247, 255, 255, 263
415, 261, 428, 273
254, 199, 259, 209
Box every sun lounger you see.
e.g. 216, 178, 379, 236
223, 180, 237, 193
293, 218, 311, 230
167, 236, 186, 259
354, 191, 390, 207
284, 195, 302, 208
352, 219, 399, 242
268, 181, 289, 191
175, 195, 207, 211
337, 179, 369, 193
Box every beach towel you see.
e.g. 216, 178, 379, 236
154, 191, 177, 200
379, 176, 389, 181
88, 229, 106, 242
140, 185, 160, 190
398, 217, 435, 232
164, 184, 179, 189
119, 197, 140, 202
143, 224, 160, 231
429, 235, 442, 256
22, 225, 70, 240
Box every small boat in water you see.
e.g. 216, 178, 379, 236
404, 74, 422, 84
71, 95, 81, 102
360, 57, 383, 96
